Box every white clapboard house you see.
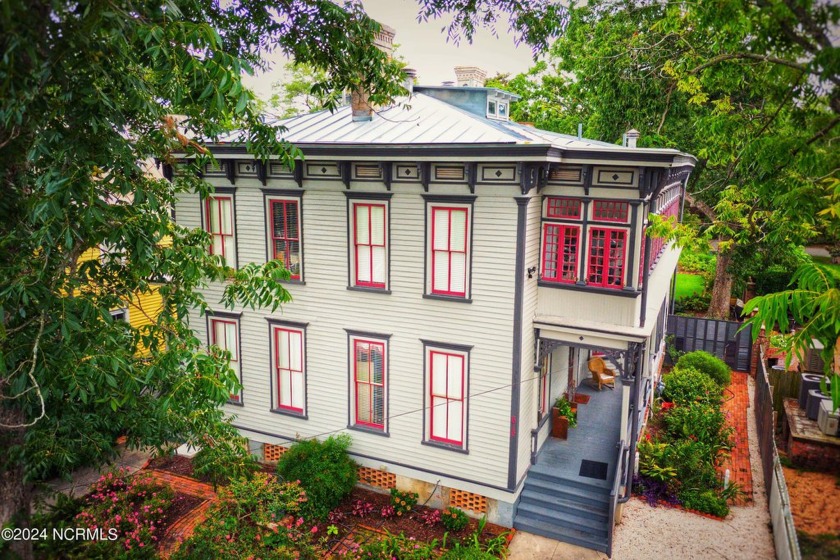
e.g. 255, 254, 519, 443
170, 63, 694, 554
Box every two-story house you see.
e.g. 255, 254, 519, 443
170, 64, 694, 554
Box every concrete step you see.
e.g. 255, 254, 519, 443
518, 489, 609, 523
527, 466, 612, 492
516, 502, 609, 538
514, 514, 609, 554
523, 477, 611, 508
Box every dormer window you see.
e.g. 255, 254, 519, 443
498, 103, 507, 117
487, 100, 497, 116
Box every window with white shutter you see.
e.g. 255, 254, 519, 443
272, 326, 305, 414
349, 199, 389, 290
204, 195, 236, 267
430, 206, 470, 298
210, 317, 241, 404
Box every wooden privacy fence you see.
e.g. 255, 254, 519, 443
756, 354, 801, 560
667, 315, 752, 371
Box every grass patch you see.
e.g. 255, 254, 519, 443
675, 273, 705, 299
798, 532, 840, 560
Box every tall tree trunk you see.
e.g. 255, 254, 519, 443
0, 405, 34, 560
708, 248, 733, 319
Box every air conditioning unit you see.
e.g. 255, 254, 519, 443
803, 341, 825, 373
817, 400, 840, 437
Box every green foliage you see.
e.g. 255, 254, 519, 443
675, 273, 706, 300
441, 507, 470, 532
637, 440, 677, 483
390, 488, 419, 516
664, 403, 732, 451
276, 435, 357, 520
439, 545, 499, 560
679, 489, 730, 518
172, 473, 315, 560
676, 351, 731, 387
553, 396, 577, 428
662, 367, 723, 407
351, 531, 437, 560
674, 293, 711, 314
191, 436, 259, 489
679, 250, 716, 275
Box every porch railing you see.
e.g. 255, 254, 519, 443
607, 439, 628, 558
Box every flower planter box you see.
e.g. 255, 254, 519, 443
551, 407, 570, 439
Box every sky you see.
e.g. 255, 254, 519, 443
241, 0, 537, 102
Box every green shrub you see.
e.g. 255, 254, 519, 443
192, 435, 259, 488
390, 488, 418, 516
662, 367, 723, 407
439, 546, 499, 560
637, 440, 677, 482
664, 403, 731, 450
679, 250, 715, 274
277, 434, 357, 520
670, 439, 721, 490
354, 532, 436, 559
674, 293, 711, 314
679, 489, 730, 517
441, 507, 470, 532
172, 473, 315, 560
676, 351, 731, 386
554, 396, 577, 428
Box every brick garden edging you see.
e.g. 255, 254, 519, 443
142, 469, 218, 559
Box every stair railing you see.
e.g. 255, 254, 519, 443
606, 439, 628, 558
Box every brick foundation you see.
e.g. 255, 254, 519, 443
263, 443, 288, 463
357, 467, 397, 490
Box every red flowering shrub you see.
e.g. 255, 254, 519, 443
74, 468, 174, 558
419, 508, 441, 526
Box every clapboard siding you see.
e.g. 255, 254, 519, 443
516, 193, 542, 481
536, 286, 638, 326
177, 177, 519, 493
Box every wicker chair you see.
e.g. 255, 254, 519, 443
587, 357, 616, 391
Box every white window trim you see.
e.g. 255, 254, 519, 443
424, 344, 469, 451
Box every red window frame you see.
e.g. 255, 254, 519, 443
353, 339, 386, 430
353, 202, 387, 288
541, 223, 580, 283
205, 195, 235, 265
545, 197, 582, 219
269, 199, 301, 280
429, 350, 466, 446
592, 200, 629, 223
210, 317, 240, 403
273, 327, 305, 413
587, 227, 628, 289
431, 207, 470, 297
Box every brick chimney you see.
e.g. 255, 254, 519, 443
351, 23, 396, 122
454, 66, 487, 87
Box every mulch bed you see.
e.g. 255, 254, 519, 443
158, 492, 206, 533
315, 487, 510, 552
147, 454, 196, 478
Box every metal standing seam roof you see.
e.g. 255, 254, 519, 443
216, 91, 689, 159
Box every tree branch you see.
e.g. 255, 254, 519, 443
688, 52, 809, 75
0, 314, 47, 428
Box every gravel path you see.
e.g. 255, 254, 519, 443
611, 376, 775, 560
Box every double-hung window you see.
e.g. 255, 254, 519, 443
268, 197, 302, 280
587, 228, 627, 288
353, 203, 387, 288
204, 193, 236, 267
349, 334, 388, 432
424, 343, 470, 450
271, 323, 306, 416
210, 316, 242, 404
427, 201, 473, 299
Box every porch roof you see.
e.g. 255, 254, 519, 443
535, 315, 655, 346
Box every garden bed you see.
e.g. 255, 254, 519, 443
148, 454, 196, 478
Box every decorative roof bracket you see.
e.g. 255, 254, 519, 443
339, 161, 352, 189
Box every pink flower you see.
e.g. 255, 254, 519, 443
296, 517, 304, 527
310, 526, 318, 534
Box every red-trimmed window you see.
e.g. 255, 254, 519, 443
546, 197, 582, 219
273, 326, 305, 413
352, 203, 387, 288
205, 195, 236, 267
269, 199, 301, 280
352, 339, 386, 430
592, 200, 629, 223
538, 354, 550, 420
210, 317, 241, 403
587, 228, 628, 288
542, 223, 580, 283
429, 350, 466, 446
431, 207, 470, 297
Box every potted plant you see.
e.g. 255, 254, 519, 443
551, 396, 578, 439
